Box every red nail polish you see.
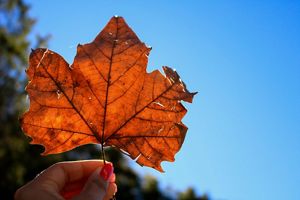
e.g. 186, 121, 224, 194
100, 163, 113, 181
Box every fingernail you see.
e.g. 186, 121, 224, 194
99, 163, 113, 181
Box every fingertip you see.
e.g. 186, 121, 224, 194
103, 182, 118, 200
112, 182, 117, 193
99, 163, 114, 181
108, 173, 116, 183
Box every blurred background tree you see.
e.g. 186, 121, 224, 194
0, 0, 210, 199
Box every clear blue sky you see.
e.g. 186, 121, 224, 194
26, 1, 300, 199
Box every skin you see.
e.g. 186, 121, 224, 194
15, 160, 117, 200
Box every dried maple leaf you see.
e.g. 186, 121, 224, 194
20, 16, 196, 172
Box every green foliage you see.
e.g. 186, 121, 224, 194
142, 175, 171, 200
0, 0, 210, 199
178, 188, 209, 200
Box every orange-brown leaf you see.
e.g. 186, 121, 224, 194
20, 16, 196, 172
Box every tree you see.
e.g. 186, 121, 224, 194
178, 188, 209, 200
0, 0, 210, 199
142, 175, 171, 200
0, 1, 60, 198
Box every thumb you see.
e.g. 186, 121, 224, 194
73, 163, 114, 200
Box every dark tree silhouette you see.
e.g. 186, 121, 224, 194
0, 1, 61, 198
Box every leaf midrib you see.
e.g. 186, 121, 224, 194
101, 17, 119, 144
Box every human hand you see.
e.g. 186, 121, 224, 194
15, 160, 117, 200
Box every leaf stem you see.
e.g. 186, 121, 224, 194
101, 144, 106, 164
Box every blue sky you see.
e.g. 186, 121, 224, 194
26, 1, 300, 199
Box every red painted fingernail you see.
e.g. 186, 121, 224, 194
99, 163, 113, 181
